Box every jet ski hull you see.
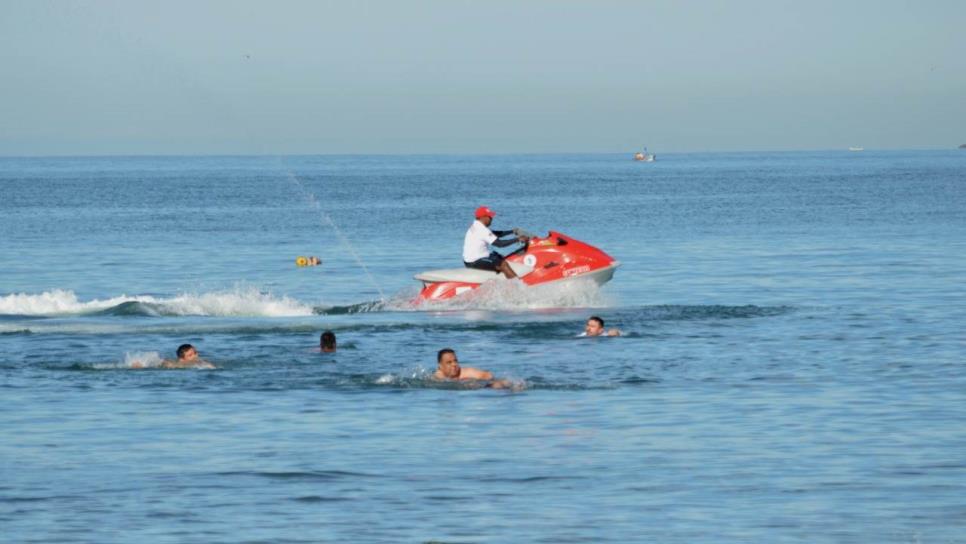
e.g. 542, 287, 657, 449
415, 231, 619, 301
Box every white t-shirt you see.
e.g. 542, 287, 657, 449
462, 220, 498, 262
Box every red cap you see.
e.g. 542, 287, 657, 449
475, 206, 496, 219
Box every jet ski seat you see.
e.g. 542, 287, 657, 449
414, 261, 533, 283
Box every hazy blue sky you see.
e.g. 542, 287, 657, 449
1, 0, 964, 155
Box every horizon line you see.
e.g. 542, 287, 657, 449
0, 146, 960, 160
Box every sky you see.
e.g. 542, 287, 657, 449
1, 0, 964, 155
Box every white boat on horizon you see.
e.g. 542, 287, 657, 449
848, 146, 864, 152
634, 147, 656, 162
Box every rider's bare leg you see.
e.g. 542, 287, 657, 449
499, 260, 518, 279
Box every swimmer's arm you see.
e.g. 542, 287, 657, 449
460, 367, 493, 380
158, 359, 215, 369
607, 329, 621, 337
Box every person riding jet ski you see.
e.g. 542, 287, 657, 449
462, 206, 528, 279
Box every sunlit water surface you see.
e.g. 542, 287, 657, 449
2, 151, 965, 543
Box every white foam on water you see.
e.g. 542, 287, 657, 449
0, 289, 156, 316
374, 366, 432, 386
0, 286, 314, 317
120, 351, 165, 369
89, 351, 166, 370
1, 280, 611, 318
374, 373, 396, 384
389, 277, 615, 312
158, 287, 313, 317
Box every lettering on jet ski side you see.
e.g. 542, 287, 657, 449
563, 265, 591, 277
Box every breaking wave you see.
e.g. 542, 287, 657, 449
1, 278, 613, 319
0, 289, 134, 316
0, 287, 314, 318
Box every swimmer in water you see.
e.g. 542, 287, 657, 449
160, 344, 215, 369
432, 348, 511, 389
582, 316, 621, 337
320, 330, 336, 353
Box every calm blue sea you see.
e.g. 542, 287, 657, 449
1, 151, 965, 543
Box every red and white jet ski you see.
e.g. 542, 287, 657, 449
414, 231, 620, 301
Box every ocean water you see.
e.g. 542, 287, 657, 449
1, 151, 964, 543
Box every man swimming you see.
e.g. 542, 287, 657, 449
582, 316, 621, 337
161, 344, 216, 369
320, 330, 336, 353
432, 348, 510, 389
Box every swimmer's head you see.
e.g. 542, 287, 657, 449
320, 330, 336, 352
176, 344, 197, 361
437, 348, 460, 378
585, 316, 605, 337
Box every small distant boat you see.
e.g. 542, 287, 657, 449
848, 146, 864, 152
634, 147, 656, 162
958, 144, 966, 149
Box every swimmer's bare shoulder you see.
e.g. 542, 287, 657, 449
458, 366, 493, 380
431, 366, 491, 381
